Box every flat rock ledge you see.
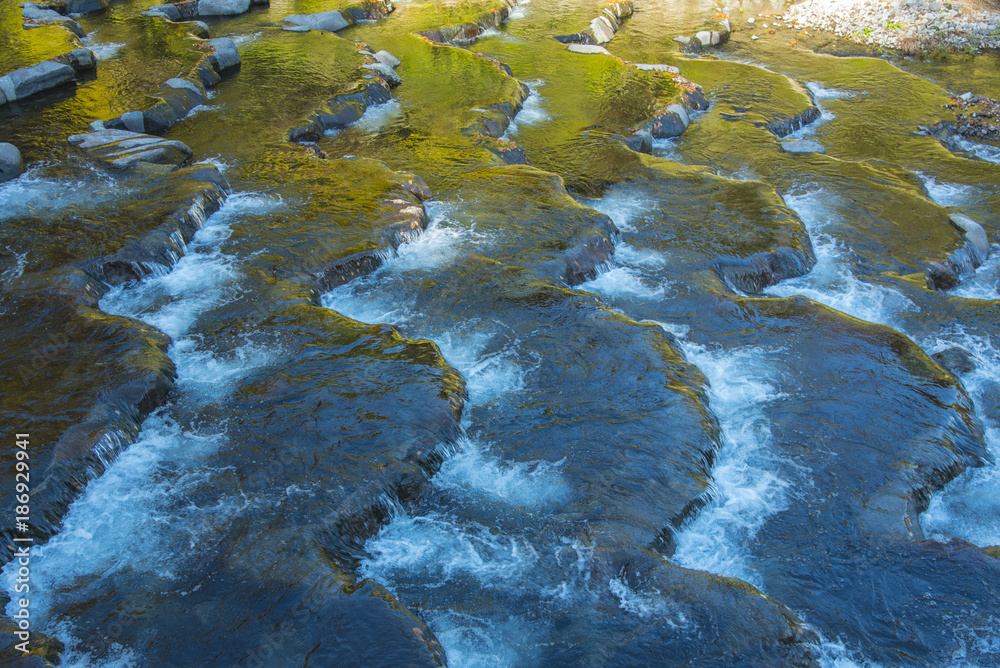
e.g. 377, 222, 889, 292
67, 129, 193, 169
0, 49, 97, 107
554, 0, 634, 46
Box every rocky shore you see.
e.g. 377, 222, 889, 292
785, 0, 1000, 53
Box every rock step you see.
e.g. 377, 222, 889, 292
0, 49, 97, 107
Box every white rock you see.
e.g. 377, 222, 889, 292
695, 30, 712, 46
375, 50, 401, 69
635, 63, 680, 74
949, 213, 990, 259
667, 103, 689, 127
566, 44, 612, 55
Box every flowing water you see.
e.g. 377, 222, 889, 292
2, 0, 1000, 665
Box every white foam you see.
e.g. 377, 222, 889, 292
785, 82, 852, 141
424, 611, 538, 668
0, 164, 128, 221
764, 190, 917, 327
360, 512, 538, 586
0, 247, 28, 283
1, 414, 228, 622
952, 136, 1000, 165
579, 265, 670, 300
609, 577, 687, 625
916, 172, 976, 207
502, 81, 549, 139
650, 325, 789, 588
507, 0, 530, 20
82, 40, 126, 60
229, 31, 261, 47
352, 99, 402, 133
579, 187, 655, 233
919, 330, 1000, 547
435, 436, 568, 507
950, 250, 1000, 300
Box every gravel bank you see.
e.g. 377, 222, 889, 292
785, 0, 1000, 52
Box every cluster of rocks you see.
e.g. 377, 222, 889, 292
144, 0, 268, 21
281, 0, 394, 33
559, 45, 709, 147
946, 92, 1000, 142
785, 0, 1000, 53
925, 211, 992, 290
553, 0, 633, 46
314, 175, 433, 290
287, 42, 401, 145
21, 1, 85, 36
0, 48, 97, 107
99, 38, 240, 136
416, 0, 518, 44
673, 19, 732, 53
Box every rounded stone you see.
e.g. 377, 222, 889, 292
0, 143, 22, 183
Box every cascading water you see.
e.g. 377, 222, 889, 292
3, 0, 1000, 664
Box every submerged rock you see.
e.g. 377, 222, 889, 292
925, 212, 991, 290
781, 138, 826, 154
0, 143, 22, 183
284, 10, 349, 32
67, 129, 194, 169
287, 81, 392, 143
933, 346, 978, 375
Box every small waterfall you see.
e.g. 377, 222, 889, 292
1, 193, 281, 657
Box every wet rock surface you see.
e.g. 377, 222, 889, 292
2, 0, 1000, 665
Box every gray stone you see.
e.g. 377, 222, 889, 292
933, 347, 977, 375
207, 38, 241, 71
68, 129, 192, 169
949, 213, 990, 260
145, 3, 181, 20
635, 63, 680, 74
566, 44, 611, 55
625, 130, 652, 154
8, 61, 75, 101
283, 25, 310, 32
720, 18, 731, 32
590, 16, 616, 43
190, 20, 210, 38
197, 0, 250, 16
673, 35, 691, 46
959, 91, 974, 101
375, 50, 400, 69
0, 143, 23, 183
121, 110, 145, 133
22, 3, 86, 36
68, 48, 96, 71
666, 103, 689, 128
780, 139, 826, 154
89, 119, 105, 131
165, 77, 206, 99
648, 110, 686, 138
65, 0, 109, 13
283, 10, 349, 32
695, 30, 713, 46
0, 75, 14, 103
363, 63, 401, 87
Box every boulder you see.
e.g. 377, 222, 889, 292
67, 129, 193, 169
647, 109, 686, 138
189, 20, 210, 38
196, 0, 250, 15
949, 213, 990, 261
0, 143, 22, 183
21, 3, 86, 36
55, 48, 97, 72
933, 347, 978, 375
284, 10, 350, 32
624, 130, 652, 154
145, 3, 181, 20
0, 61, 75, 104
780, 139, 826, 154
590, 15, 616, 43
362, 63, 401, 87
925, 259, 960, 290
207, 37, 241, 72
120, 110, 145, 133
375, 50, 400, 68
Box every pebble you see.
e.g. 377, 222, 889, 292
785, 0, 1000, 51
